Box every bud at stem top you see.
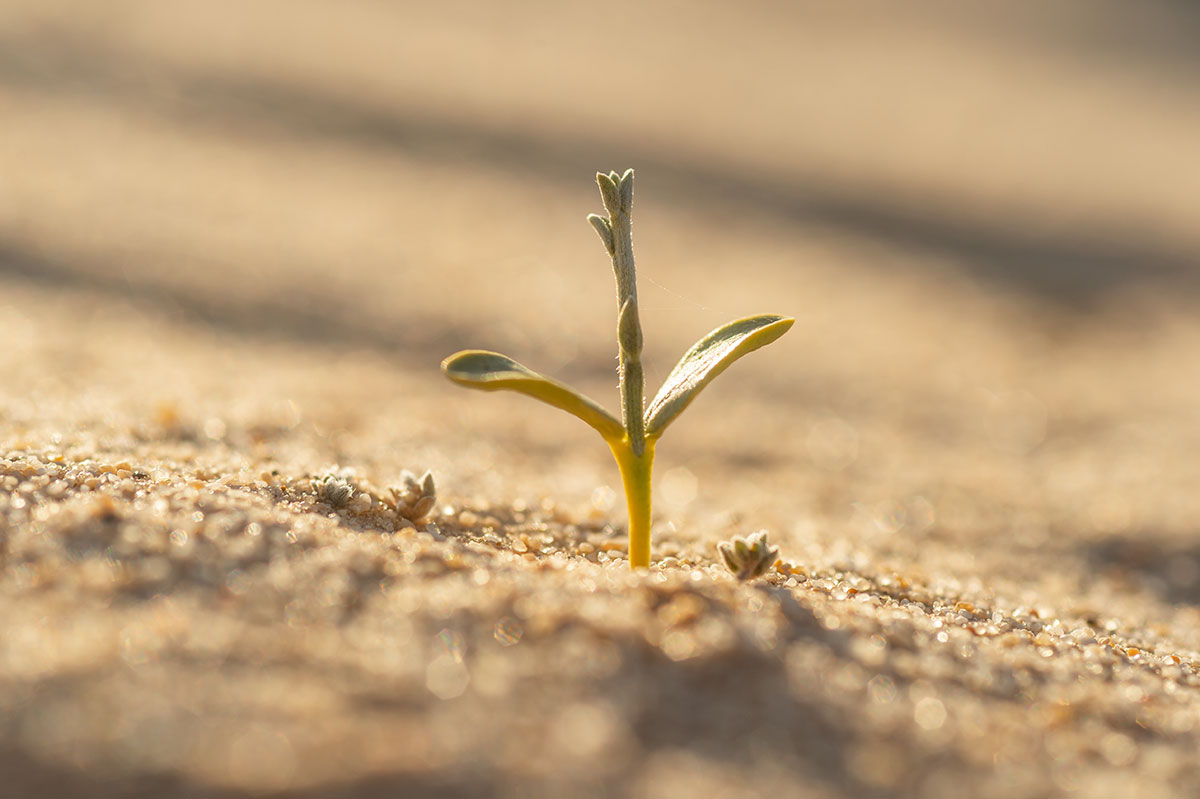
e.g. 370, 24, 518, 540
597, 172, 623, 220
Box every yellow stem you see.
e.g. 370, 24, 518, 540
609, 437, 655, 569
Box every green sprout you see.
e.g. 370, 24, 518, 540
441, 169, 792, 569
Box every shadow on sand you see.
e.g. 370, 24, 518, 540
0, 30, 1197, 310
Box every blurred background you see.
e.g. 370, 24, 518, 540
4, 0, 1199, 336
5, 0, 1200, 533
5, 1, 1200, 795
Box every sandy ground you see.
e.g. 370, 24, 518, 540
4, 2, 1200, 797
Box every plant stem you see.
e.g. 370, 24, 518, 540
618, 311, 646, 457
597, 169, 652, 567
610, 438, 655, 569
607, 171, 646, 458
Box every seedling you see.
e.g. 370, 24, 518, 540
718, 530, 780, 580
441, 169, 792, 569
392, 469, 438, 523
312, 470, 356, 508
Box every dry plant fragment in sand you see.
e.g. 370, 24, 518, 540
391, 469, 437, 523
311, 467, 436, 524
312, 470, 356, 508
442, 169, 792, 569
718, 530, 780, 580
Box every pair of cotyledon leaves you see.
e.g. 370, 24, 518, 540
442, 314, 793, 445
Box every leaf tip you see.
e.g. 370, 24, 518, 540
440, 349, 475, 377
441, 350, 523, 386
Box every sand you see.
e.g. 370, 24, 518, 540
3, 2, 1200, 797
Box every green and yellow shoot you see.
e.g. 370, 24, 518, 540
441, 169, 792, 569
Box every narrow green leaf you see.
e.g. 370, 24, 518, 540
617, 298, 643, 357
644, 314, 794, 438
587, 213, 615, 255
442, 350, 626, 443
618, 168, 634, 213
596, 172, 622, 219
